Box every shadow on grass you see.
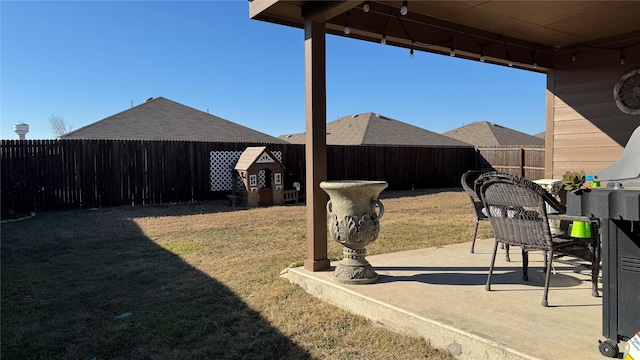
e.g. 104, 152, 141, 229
1, 206, 310, 360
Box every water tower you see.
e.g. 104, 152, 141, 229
13, 123, 29, 139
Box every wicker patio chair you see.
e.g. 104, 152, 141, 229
461, 170, 487, 253
477, 172, 600, 307
461, 170, 510, 261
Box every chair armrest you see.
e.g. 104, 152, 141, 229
548, 213, 600, 225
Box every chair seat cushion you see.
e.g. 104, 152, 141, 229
482, 206, 540, 219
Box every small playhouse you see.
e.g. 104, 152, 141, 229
233, 147, 286, 207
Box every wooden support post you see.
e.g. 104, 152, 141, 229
303, 18, 330, 272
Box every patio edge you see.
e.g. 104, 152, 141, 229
284, 267, 541, 360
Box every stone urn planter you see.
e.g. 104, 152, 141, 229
320, 180, 388, 284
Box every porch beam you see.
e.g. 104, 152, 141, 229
303, 18, 330, 272
301, 1, 358, 23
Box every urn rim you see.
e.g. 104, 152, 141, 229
320, 180, 388, 190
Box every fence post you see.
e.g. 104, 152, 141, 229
520, 147, 525, 177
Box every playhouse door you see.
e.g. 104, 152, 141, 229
259, 188, 273, 206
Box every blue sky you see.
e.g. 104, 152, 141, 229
1, 0, 546, 140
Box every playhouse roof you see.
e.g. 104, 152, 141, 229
234, 146, 284, 171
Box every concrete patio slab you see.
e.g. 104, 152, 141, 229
283, 239, 605, 360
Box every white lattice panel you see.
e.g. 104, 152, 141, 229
210, 151, 242, 191
259, 170, 266, 187
210, 150, 282, 191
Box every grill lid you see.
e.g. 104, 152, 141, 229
595, 126, 640, 186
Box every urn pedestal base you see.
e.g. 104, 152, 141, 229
332, 248, 378, 284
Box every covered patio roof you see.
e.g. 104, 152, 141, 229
250, 0, 640, 70
248, 0, 640, 273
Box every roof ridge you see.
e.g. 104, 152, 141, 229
359, 113, 376, 144
62, 96, 167, 137
482, 121, 501, 144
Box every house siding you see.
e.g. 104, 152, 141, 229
548, 43, 640, 179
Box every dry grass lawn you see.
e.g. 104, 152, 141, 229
1, 188, 492, 359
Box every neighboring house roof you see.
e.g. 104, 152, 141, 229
60, 97, 286, 143
534, 131, 545, 139
443, 121, 545, 146
278, 112, 471, 147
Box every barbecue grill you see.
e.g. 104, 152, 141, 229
566, 126, 640, 358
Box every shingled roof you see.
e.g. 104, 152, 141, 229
443, 121, 545, 146
278, 112, 471, 147
60, 97, 285, 143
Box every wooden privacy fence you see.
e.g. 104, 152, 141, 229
1, 140, 476, 217
0, 140, 298, 216
328, 146, 474, 189
475, 145, 545, 180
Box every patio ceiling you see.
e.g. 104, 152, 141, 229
250, 0, 640, 70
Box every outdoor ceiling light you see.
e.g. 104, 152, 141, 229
449, 47, 455, 57
410, 47, 414, 59
363, 1, 370, 12
344, 12, 350, 35
400, 1, 408, 15
572, 49, 577, 62
620, 49, 626, 65
381, 33, 387, 45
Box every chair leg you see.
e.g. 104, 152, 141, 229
470, 220, 479, 253
504, 244, 511, 262
541, 249, 553, 307
521, 248, 529, 281
591, 264, 600, 297
485, 240, 500, 291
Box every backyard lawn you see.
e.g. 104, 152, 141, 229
1, 188, 492, 359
